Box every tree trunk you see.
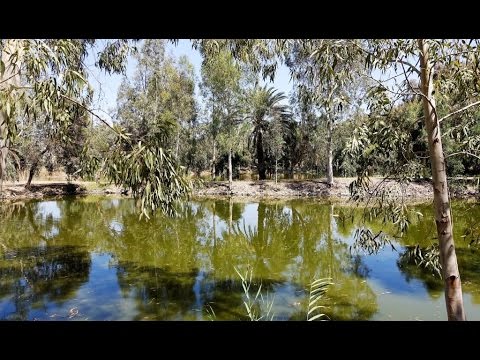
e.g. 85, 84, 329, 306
26, 166, 36, 188
0, 117, 8, 192
326, 115, 334, 186
25, 147, 49, 189
328, 203, 335, 278
228, 147, 233, 191
256, 129, 266, 180
212, 201, 216, 247
212, 139, 216, 180
275, 159, 278, 184
228, 197, 233, 237
418, 39, 465, 321
257, 202, 266, 244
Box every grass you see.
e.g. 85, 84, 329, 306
230, 266, 333, 321
234, 266, 275, 321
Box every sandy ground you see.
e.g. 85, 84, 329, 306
193, 178, 469, 199
1, 177, 477, 202
0, 181, 123, 201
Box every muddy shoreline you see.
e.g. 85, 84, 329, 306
1, 178, 478, 203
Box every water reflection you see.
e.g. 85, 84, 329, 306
0, 246, 91, 320
0, 197, 479, 320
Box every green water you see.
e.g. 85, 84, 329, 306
0, 196, 479, 321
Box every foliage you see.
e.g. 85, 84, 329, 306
398, 244, 442, 278
307, 278, 332, 321
200, 49, 251, 183
104, 140, 191, 218
234, 266, 275, 321
95, 40, 195, 215
346, 101, 428, 179
350, 228, 396, 255
245, 86, 291, 180
1, 39, 193, 216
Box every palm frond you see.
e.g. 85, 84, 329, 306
307, 278, 333, 321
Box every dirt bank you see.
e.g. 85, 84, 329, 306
0, 181, 124, 202
193, 178, 478, 199
1, 178, 478, 202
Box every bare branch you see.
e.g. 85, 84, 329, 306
395, 59, 421, 76
0, 71, 21, 85
376, 72, 406, 84
439, 100, 480, 123
59, 94, 116, 133
366, 74, 418, 98
446, 151, 480, 161
352, 42, 421, 76
400, 59, 416, 93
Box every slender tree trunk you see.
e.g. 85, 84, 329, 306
228, 147, 233, 191
212, 201, 216, 247
275, 159, 278, 184
26, 166, 36, 188
328, 203, 335, 278
326, 115, 334, 187
256, 129, 266, 180
228, 197, 233, 237
25, 147, 49, 189
212, 139, 216, 180
257, 202, 266, 244
418, 39, 465, 321
0, 117, 8, 193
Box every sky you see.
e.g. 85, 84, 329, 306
86, 40, 294, 124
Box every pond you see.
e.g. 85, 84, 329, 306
0, 196, 479, 320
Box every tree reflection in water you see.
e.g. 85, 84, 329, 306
0, 197, 479, 320
0, 245, 91, 320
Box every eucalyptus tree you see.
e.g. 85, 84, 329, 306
292, 39, 480, 320
8, 83, 93, 187
288, 85, 318, 175
111, 40, 196, 216
346, 39, 480, 320
166, 55, 197, 161
1, 39, 190, 217
192, 38, 480, 320
200, 49, 247, 186
246, 86, 290, 180
266, 113, 285, 183
287, 40, 367, 186
14, 114, 58, 187
116, 40, 196, 156
0, 39, 128, 187
193, 39, 365, 185
12, 109, 52, 186
55, 109, 91, 181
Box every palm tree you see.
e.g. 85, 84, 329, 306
247, 86, 290, 180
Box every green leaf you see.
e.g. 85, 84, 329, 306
6, 101, 11, 118
308, 305, 326, 316
308, 313, 327, 321
0, 60, 5, 77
